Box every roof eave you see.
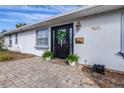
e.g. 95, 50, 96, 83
1, 5, 124, 36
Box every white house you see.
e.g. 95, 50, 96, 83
1, 5, 124, 72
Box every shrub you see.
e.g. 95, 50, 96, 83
0, 52, 13, 62
0, 42, 7, 51
66, 54, 80, 64
0, 42, 4, 51
42, 51, 54, 59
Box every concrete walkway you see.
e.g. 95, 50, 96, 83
0, 57, 98, 88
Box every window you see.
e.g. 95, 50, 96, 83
36, 28, 48, 46
15, 33, 18, 44
9, 35, 12, 45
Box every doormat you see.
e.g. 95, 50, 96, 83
51, 58, 67, 65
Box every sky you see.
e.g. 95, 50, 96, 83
0, 5, 81, 32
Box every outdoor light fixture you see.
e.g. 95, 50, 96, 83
75, 20, 81, 31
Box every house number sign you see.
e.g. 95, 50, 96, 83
91, 26, 101, 30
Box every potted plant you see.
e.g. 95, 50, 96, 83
66, 54, 80, 66
42, 51, 54, 61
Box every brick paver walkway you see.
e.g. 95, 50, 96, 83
0, 57, 98, 88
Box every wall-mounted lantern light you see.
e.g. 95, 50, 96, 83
75, 20, 81, 31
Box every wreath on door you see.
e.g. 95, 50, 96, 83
57, 31, 66, 47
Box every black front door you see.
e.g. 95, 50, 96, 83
51, 23, 73, 59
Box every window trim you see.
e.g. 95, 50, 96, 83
35, 28, 49, 48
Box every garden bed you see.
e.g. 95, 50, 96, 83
0, 50, 35, 62
81, 65, 124, 88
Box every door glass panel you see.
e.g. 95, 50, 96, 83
69, 27, 73, 53
53, 30, 55, 53
57, 29, 66, 46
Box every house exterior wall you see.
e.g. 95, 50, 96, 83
74, 11, 124, 71
4, 34, 19, 51
3, 10, 124, 72
4, 29, 51, 56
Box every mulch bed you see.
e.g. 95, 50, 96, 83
81, 65, 124, 88
0, 50, 35, 61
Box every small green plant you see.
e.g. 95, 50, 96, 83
0, 42, 7, 51
0, 42, 4, 51
42, 51, 54, 61
0, 52, 13, 62
66, 54, 80, 64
